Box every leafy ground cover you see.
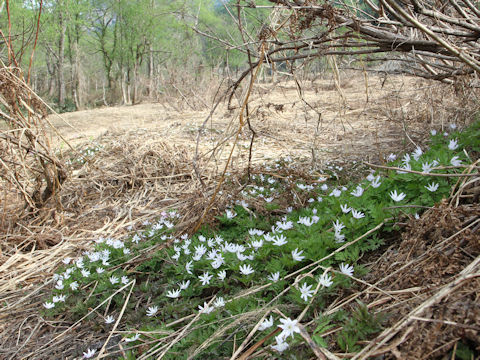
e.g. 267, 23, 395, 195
42, 120, 479, 359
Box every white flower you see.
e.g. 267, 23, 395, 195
225, 210, 236, 219
43, 302, 55, 309
179, 280, 190, 290
239, 264, 255, 275
237, 252, 248, 261
109, 276, 119, 285
105, 315, 115, 324
299, 282, 314, 302
333, 220, 345, 233
55, 280, 64, 290
340, 204, 351, 213
259, 315, 274, 331
319, 272, 333, 287
96, 267, 105, 274
268, 272, 280, 282
415, 213, 420, 219
422, 161, 434, 174
276, 220, 293, 230
297, 216, 314, 227
62, 257, 71, 265
291, 248, 305, 262
334, 231, 345, 243
80, 269, 90, 278
83, 348, 96, 359
412, 147, 423, 161
217, 270, 226, 281
425, 182, 439, 192
214, 297, 225, 308
53, 294, 66, 303
321, 184, 328, 191
271, 336, 289, 353
339, 263, 354, 276
371, 176, 382, 188
397, 162, 411, 174
265, 197, 274, 203
450, 123, 457, 129
70, 281, 79, 291
451, 156, 462, 166
448, 139, 459, 150
198, 302, 214, 314
278, 317, 301, 339
166, 289, 181, 298
146, 305, 158, 317
272, 234, 288, 246
329, 189, 341, 197
186, 261, 193, 275
386, 153, 397, 162
351, 185, 364, 197
351, 209, 365, 219
199, 272, 213, 285
125, 333, 140, 342
250, 239, 264, 249
121, 276, 129, 285
390, 190, 406, 202
430, 129, 437, 136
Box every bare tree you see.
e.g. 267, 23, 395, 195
225, 0, 480, 102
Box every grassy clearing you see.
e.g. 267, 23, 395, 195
41, 120, 479, 359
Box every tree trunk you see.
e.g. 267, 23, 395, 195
57, 11, 66, 108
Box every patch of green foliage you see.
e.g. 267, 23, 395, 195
41, 120, 479, 359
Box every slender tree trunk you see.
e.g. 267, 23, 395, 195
147, 44, 154, 97
57, 11, 66, 108
46, 53, 56, 97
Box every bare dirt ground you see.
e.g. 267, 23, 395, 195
50, 73, 455, 168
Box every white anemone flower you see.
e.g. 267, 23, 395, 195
291, 248, 305, 262
390, 190, 406, 202
146, 305, 158, 317
239, 264, 255, 275
339, 263, 354, 276
217, 270, 227, 281
425, 182, 439, 192
351, 209, 365, 219
198, 302, 214, 314
268, 272, 280, 282
448, 139, 459, 150
351, 185, 364, 197
450, 156, 462, 166
166, 289, 181, 298
198, 272, 213, 285
271, 335, 289, 352
258, 315, 274, 331
43, 302, 55, 309
83, 348, 96, 359
299, 282, 315, 301
278, 317, 301, 339
319, 272, 333, 287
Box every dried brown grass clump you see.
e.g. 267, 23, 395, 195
0, 66, 66, 218
358, 200, 480, 359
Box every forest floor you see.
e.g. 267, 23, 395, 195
51, 73, 448, 165
1, 72, 479, 359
